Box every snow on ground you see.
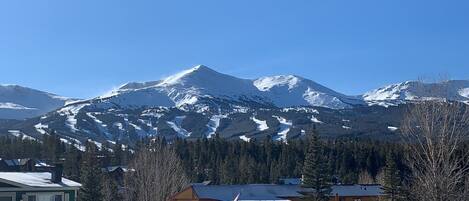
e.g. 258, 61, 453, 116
459, 88, 469, 98
342, 125, 351, 130
86, 112, 112, 138
282, 107, 319, 114
239, 135, 251, 142
206, 114, 227, 138
273, 116, 292, 142
137, 119, 158, 136
387, 126, 398, 132
0, 102, 35, 110
254, 75, 300, 91
167, 116, 191, 137
301, 129, 306, 136
59, 138, 86, 151
59, 103, 89, 132
8, 130, 36, 141
34, 123, 48, 135
251, 116, 269, 131
311, 115, 322, 123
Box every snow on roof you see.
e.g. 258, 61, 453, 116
0, 172, 81, 188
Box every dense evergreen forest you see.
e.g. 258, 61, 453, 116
0, 130, 409, 185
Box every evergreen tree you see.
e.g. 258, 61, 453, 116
383, 153, 402, 201
64, 143, 81, 181
301, 132, 332, 201
79, 142, 103, 201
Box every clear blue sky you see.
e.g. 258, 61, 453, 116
0, 0, 468, 98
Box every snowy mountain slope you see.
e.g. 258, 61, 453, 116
363, 80, 469, 106
0, 85, 75, 120
1, 65, 468, 147
93, 65, 363, 111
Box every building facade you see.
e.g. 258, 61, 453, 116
0, 172, 81, 201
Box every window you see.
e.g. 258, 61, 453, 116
0, 197, 12, 201
53, 195, 63, 201
0, 193, 14, 201
28, 195, 37, 201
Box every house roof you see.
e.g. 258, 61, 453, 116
0, 172, 81, 189
331, 184, 383, 197
191, 184, 384, 201
192, 184, 303, 201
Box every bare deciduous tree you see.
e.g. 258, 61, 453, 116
358, 169, 374, 184
123, 143, 189, 201
401, 100, 469, 201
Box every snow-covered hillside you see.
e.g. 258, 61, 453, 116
94, 65, 363, 111
363, 80, 469, 107
1, 65, 468, 147
0, 85, 74, 119
254, 75, 364, 109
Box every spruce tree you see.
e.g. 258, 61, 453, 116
79, 142, 103, 201
301, 132, 332, 201
383, 153, 402, 201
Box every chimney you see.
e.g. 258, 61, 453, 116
51, 163, 63, 183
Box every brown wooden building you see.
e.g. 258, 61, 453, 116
170, 184, 385, 201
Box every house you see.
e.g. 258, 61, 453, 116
101, 166, 132, 186
0, 166, 81, 201
0, 158, 52, 172
170, 184, 385, 201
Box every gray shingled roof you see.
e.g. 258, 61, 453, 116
192, 184, 384, 201
193, 184, 303, 201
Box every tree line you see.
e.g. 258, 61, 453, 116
0, 101, 468, 201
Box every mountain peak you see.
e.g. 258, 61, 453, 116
157, 65, 222, 86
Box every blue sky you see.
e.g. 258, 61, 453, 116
0, 0, 468, 98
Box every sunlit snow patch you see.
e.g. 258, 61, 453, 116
387, 126, 398, 132
8, 130, 36, 141
59, 103, 89, 132
206, 114, 227, 138
167, 116, 191, 137
251, 116, 269, 131
239, 135, 251, 142
34, 123, 48, 135
311, 115, 322, 123
459, 88, 469, 98
273, 116, 292, 142
86, 112, 112, 138
0, 102, 35, 110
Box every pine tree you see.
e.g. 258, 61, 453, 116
301, 132, 332, 201
79, 142, 103, 201
383, 153, 402, 201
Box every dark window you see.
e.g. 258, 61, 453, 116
54, 195, 63, 201
0, 197, 12, 201
28, 195, 36, 201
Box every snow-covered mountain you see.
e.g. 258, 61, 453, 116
253, 75, 364, 109
0, 85, 74, 120
94, 65, 362, 111
363, 80, 469, 106
1, 65, 468, 148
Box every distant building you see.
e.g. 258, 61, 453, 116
0, 158, 51, 172
0, 166, 81, 201
170, 184, 385, 201
101, 166, 132, 186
